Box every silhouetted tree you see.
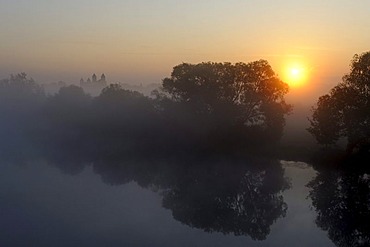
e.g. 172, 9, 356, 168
308, 94, 344, 146
93, 84, 156, 127
42, 85, 92, 157
90, 84, 157, 153
45, 85, 91, 126
100, 73, 106, 83
155, 60, 291, 151
92, 73, 97, 82
309, 51, 370, 152
0, 73, 45, 116
0, 73, 45, 157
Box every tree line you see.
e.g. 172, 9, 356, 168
0, 60, 291, 160
1, 51, 370, 163
308, 51, 370, 158
1, 54, 369, 245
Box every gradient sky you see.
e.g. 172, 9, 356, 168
1, 0, 369, 102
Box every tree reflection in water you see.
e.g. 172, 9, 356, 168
308, 160, 370, 247
92, 156, 290, 240
10, 135, 291, 241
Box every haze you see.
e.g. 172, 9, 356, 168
1, 0, 370, 104
2, 1, 370, 246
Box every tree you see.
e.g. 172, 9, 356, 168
42, 85, 92, 156
0, 72, 45, 126
93, 84, 155, 126
308, 51, 370, 152
45, 85, 91, 127
155, 60, 291, 149
0, 73, 45, 159
0, 72, 45, 115
90, 84, 157, 153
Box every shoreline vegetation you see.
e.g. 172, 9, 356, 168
1, 56, 369, 246
1, 53, 369, 171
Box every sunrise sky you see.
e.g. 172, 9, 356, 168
1, 0, 369, 102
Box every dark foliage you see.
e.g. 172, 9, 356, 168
87, 84, 158, 154
154, 61, 291, 152
0, 73, 46, 160
0, 58, 293, 159
309, 51, 370, 153
0, 67, 292, 240
0, 60, 290, 158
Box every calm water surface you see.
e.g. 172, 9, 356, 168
0, 158, 363, 246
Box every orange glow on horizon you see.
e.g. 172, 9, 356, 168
282, 61, 309, 89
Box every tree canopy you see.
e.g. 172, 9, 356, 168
0, 72, 45, 114
0, 59, 291, 157
308, 51, 370, 152
155, 60, 291, 149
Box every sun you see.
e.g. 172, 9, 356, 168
291, 68, 300, 76
283, 64, 307, 88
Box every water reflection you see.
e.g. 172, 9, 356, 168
36, 149, 291, 240
7, 142, 370, 246
45, 149, 370, 246
308, 158, 370, 247
94, 156, 291, 240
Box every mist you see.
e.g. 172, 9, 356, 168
1, 49, 370, 247
1, 0, 370, 243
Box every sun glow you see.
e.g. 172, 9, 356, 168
283, 63, 308, 88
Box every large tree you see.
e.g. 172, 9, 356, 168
308, 51, 370, 152
155, 60, 291, 148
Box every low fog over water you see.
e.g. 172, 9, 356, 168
2, 0, 370, 246
1, 53, 370, 246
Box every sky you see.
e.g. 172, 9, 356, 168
1, 0, 369, 103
